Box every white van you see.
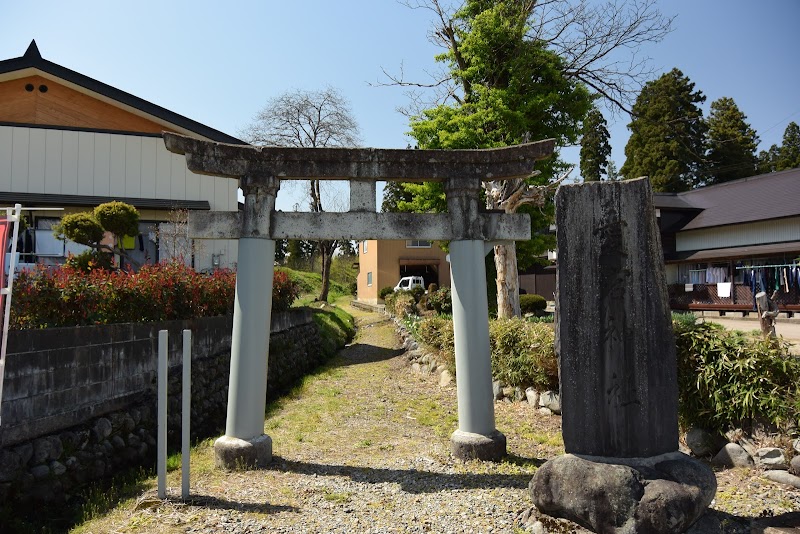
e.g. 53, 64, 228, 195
394, 276, 425, 292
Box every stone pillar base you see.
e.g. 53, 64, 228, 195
451, 429, 506, 461
529, 452, 716, 533
214, 434, 272, 470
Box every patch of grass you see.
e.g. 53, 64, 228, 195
322, 490, 352, 504
280, 266, 353, 303
70, 467, 154, 533
311, 303, 356, 356
167, 452, 181, 472
394, 395, 458, 438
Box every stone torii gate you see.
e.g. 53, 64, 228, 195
164, 132, 554, 468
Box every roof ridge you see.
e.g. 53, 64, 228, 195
24, 40, 41, 59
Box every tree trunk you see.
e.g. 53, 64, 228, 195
494, 242, 521, 319
317, 240, 336, 302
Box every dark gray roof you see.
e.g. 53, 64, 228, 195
665, 241, 800, 263
657, 167, 800, 230
652, 193, 701, 211
0, 41, 245, 145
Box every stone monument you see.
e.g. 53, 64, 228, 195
529, 178, 716, 533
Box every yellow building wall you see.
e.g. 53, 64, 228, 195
357, 239, 450, 304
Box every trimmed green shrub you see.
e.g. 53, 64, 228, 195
65, 250, 114, 272
384, 290, 416, 317
379, 286, 395, 300
489, 318, 558, 391
674, 319, 800, 432
410, 286, 425, 301
53, 212, 104, 245
428, 287, 452, 315
93, 201, 140, 240
520, 294, 547, 315
416, 315, 455, 368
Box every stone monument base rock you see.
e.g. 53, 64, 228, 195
529, 452, 716, 534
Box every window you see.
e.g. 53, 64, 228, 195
367, 272, 373, 286
362, 240, 368, 254
406, 240, 431, 248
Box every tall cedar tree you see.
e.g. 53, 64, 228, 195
705, 97, 759, 185
381, 181, 413, 212
621, 68, 707, 192
402, 0, 592, 317
240, 87, 360, 302
777, 122, 800, 171
580, 107, 612, 181
758, 144, 781, 174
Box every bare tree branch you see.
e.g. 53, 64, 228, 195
378, 0, 673, 115
239, 87, 361, 301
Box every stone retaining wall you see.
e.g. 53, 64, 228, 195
0, 308, 322, 505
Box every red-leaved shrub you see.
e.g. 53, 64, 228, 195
10, 262, 300, 329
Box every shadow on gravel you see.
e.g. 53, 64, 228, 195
334, 343, 405, 366
187, 495, 299, 515
267, 456, 546, 494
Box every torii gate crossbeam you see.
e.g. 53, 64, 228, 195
164, 132, 554, 467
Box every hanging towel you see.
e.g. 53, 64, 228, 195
717, 282, 732, 299
684, 284, 693, 292
121, 235, 136, 250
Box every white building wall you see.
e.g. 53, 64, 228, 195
0, 125, 239, 269
676, 217, 800, 252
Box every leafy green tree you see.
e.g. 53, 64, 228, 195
386, 0, 672, 317
580, 107, 612, 181
621, 68, 707, 192
286, 239, 315, 270
705, 97, 759, 185
777, 121, 800, 171
53, 201, 141, 268
402, 0, 592, 317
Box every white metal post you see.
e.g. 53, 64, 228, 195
181, 329, 191, 500
157, 330, 168, 499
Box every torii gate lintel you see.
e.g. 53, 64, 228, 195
164, 133, 554, 468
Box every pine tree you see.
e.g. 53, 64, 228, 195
621, 68, 707, 192
580, 107, 612, 181
705, 97, 759, 185
777, 121, 800, 171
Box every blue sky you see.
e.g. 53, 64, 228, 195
2, 0, 798, 209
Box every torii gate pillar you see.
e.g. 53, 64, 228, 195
214, 179, 279, 469
445, 177, 505, 460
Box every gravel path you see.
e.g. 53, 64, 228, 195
75, 304, 800, 534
